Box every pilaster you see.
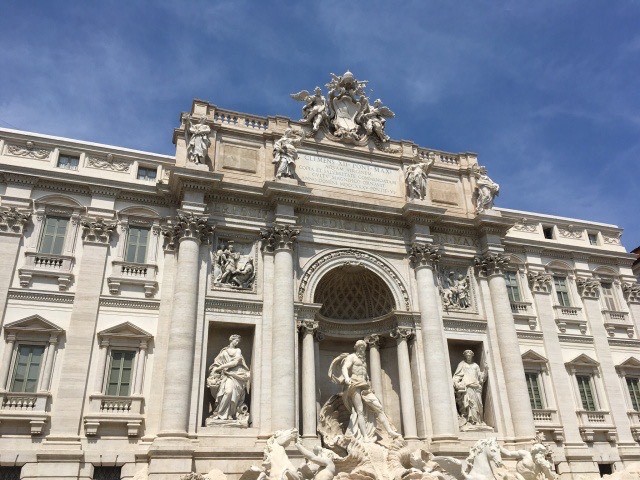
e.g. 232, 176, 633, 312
390, 326, 418, 439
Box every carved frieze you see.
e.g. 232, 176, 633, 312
6, 141, 50, 159
86, 154, 131, 172
408, 243, 441, 269
431, 232, 480, 248
576, 278, 601, 299
0, 207, 31, 236
474, 253, 510, 277
558, 226, 583, 239
438, 266, 473, 311
603, 234, 622, 245
162, 213, 214, 250
512, 218, 538, 233
81, 217, 116, 244
527, 272, 552, 294
260, 224, 300, 252
212, 239, 257, 291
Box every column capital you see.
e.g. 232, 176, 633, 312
0, 206, 31, 237
390, 326, 415, 342
81, 217, 117, 245
297, 319, 319, 335
261, 223, 300, 252
408, 242, 441, 269
576, 277, 601, 299
474, 252, 510, 277
161, 212, 214, 250
623, 282, 640, 304
527, 271, 553, 294
365, 334, 381, 349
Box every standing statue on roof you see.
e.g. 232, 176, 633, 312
186, 117, 211, 165
272, 128, 303, 179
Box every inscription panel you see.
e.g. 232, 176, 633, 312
299, 214, 405, 237
430, 180, 460, 206
221, 144, 259, 173
297, 153, 401, 197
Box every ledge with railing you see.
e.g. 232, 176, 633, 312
510, 301, 538, 329
553, 305, 587, 334
84, 394, 144, 437
531, 408, 564, 442
628, 411, 640, 442
576, 410, 616, 442
602, 310, 634, 338
18, 252, 74, 291
107, 261, 158, 297
0, 391, 50, 434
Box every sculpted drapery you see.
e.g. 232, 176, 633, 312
452, 350, 487, 427
207, 335, 250, 421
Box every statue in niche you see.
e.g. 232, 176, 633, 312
452, 350, 489, 430
206, 334, 251, 427
186, 118, 211, 165
327, 340, 400, 442
290, 87, 328, 135
405, 155, 435, 200
440, 271, 471, 310
499, 433, 558, 480
473, 165, 500, 213
213, 241, 256, 290
272, 128, 303, 179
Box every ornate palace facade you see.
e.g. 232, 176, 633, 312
0, 73, 639, 480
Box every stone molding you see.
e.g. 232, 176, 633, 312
473, 252, 510, 277
576, 278, 601, 299
622, 282, 640, 304
0, 207, 31, 236
260, 224, 300, 252
408, 243, 441, 269
162, 212, 214, 250
81, 217, 117, 245
7, 289, 75, 304
205, 298, 263, 316
527, 272, 553, 294
99, 297, 160, 310
443, 319, 487, 333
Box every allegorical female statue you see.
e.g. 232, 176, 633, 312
186, 118, 211, 165
272, 128, 303, 179
206, 334, 251, 426
452, 349, 488, 429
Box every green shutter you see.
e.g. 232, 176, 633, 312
627, 377, 640, 411
125, 227, 149, 263
505, 271, 521, 302
11, 345, 45, 393
39, 216, 69, 255
525, 372, 544, 409
554, 276, 571, 307
106, 350, 136, 396
576, 375, 597, 411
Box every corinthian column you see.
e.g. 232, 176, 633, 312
475, 253, 535, 440
391, 327, 418, 439
158, 213, 213, 437
409, 244, 457, 440
298, 319, 318, 438
365, 334, 384, 405
261, 224, 300, 430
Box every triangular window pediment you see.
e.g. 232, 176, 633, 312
616, 357, 640, 374
97, 322, 152, 340
521, 350, 549, 365
565, 353, 599, 368
3, 314, 64, 336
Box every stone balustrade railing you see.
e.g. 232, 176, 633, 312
0, 392, 50, 435
576, 409, 616, 442
84, 394, 144, 437
107, 261, 158, 297
18, 251, 75, 291
213, 109, 268, 131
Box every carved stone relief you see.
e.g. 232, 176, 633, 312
437, 266, 473, 311
86, 154, 131, 172
6, 141, 51, 159
212, 239, 257, 291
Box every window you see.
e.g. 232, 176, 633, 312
576, 374, 597, 411
10, 344, 45, 393
93, 466, 122, 480
598, 464, 613, 477
125, 227, 149, 263
588, 233, 598, 246
106, 350, 135, 396
505, 271, 521, 302
0, 466, 21, 480
57, 154, 80, 170
39, 216, 69, 255
137, 166, 157, 181
525, 372, 544, 409
627, 377, 640, 411
601, 282, 617, 311
543, 226, 554, 239
553, 276, 571, 307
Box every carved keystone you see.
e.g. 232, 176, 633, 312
474, 253, 510, 277
409, 243, 441, 268
260, 224, 301, 252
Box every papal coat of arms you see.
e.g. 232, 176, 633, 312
291, 71, 397, 151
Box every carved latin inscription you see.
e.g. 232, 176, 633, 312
221, 144, 258, 173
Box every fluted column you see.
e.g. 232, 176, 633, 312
298, 319, 318, 438
261, 224, 300, 430
158, 213, 213, 437
38, 335, 58, 392
409, 243, 457, 440
0, 334, 16, 391
391, 327, 418, 439
365, 334, 384, 404
475, 253, 535, 440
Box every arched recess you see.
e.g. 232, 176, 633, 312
298, 248, 411, 311
545, 259, 573, 272
593, 265, 619, 277
118, 205, 161, 219
34, 193, 84, 209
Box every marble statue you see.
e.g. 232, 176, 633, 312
499, 434, 557, 480
187, 118, 211, 165
473, 166, 500, 213
405, 156, 435, 200
290, 87, 328, 134
440, 272, 471, 310
433, 438, 505, 480
213, 242, 256, 290
295, 438, 337, 480
206, 334, 251, 426
272, 128, 303, 179
328, 340, 400, 442
452, 350, 488, 429
360, 98, 395, 143
248, 428, 300, 480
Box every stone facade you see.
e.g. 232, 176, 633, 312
0, 74, 639, 480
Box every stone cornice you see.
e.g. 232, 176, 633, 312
205, 298, 263, 315
99, 297, 161, 310
8, 289, 75, 304
503, 237, 635, 265
474, 213, 516, 237
262, 180, 312, 206
401, 202, 447, 225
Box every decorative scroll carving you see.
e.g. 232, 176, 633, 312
558, 225, 583, 239
603, 234, 621, 245
622, 283, 640, 303
408, 243, 441, 268
474, 253, 510, 277
527, 272, 553, 293
0, 207, 31, 235
81, 217, 116, 244
513, 218, 537, 233
86, 154, 131, 172
6, 141, 50, 159
472, 165, 500, 214
162, 213, 213, 250
260, 224, 300, 252
576, 278, 601, 299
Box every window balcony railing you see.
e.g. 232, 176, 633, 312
18, 252, 74, 291
0, 391, 50, 435
576, 410, 616, 442
510, 301, 537, 329
107, 261, 158, 297
602, 310, 634, 338
83, 394, 144, 437
531, 408, 564, 442
553, 305, 587, 334
627, 411, 640, 442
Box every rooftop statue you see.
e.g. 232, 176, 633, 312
272, 128, 303, 179
473, 165, 500, 213
405, 154, 435, 200
186, 117, 211, 165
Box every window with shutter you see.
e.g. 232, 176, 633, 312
601, 282, 617, 311
576, 375, 597, 411
505, 271, 521, 302
10, 344, 45, 393
525, 372, 544, 409
39, 216, 69, 255
626, 377, 640, 411
125, 227, 149, 263
106, 350, 135, 396
553, 276, 571, 307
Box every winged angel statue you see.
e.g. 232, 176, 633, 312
291, 71, 396, 149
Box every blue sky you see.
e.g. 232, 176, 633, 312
1, 2, 638, 249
